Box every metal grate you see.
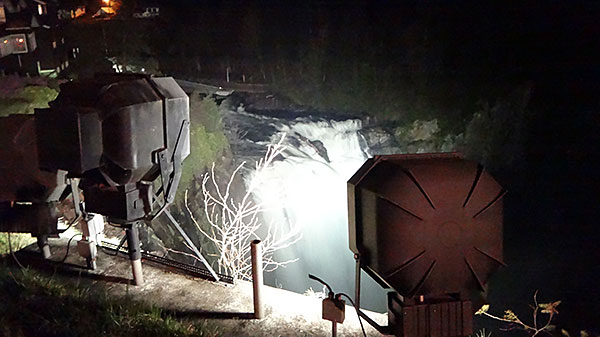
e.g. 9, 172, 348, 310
101, 241, 234, 284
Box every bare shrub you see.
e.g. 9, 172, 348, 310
185, 136, 301, 281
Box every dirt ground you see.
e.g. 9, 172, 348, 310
21, 238, 387, 337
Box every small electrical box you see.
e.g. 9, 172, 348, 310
322, 297, 345, 323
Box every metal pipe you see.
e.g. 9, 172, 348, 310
131, 259, 143, 286
354, 253, 361, 310
37, 235, 51, 259
251, 239, 264, 319
357, 308, 392, 335
163, 209, 219, 282
125, 223, 143, 286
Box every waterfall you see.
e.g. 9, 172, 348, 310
224, 108, 388, 311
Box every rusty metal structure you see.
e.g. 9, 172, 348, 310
0, 115, 68, 258
0, 74, 219, 284
36, 74, 191, 224
348, 153, 506, 337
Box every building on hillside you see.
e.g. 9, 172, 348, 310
0, 0, 78, 76
92, 6, 115, 18
57, 0, 85, 20
132, 1, 158, 19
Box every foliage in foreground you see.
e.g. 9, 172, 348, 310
177, 94, 229, 203
0, 80, 58, 117
476, 291, 560, 337
0, 233, 36, 256
476, 293, 598, 337
0, 266, 219, 337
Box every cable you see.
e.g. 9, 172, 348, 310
61, 233, 81, 263
339, 292, 367, 337
58, 214, 82, 234
7, 233, 25, 269
308, 274, 367, 337
308, 273, 334, 295
105, 221, 124, 228
100, 234, 127, 256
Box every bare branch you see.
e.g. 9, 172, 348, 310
477, 291, 559, 337
183, 134, 301, 281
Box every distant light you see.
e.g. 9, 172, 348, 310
38, 4, 43, 15
102, 0, 110, 5
3, 40, 7, 44
17, 38, 24, 43
141, 68, 145, 72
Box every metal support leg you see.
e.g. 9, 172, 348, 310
354, 253, 361, 310
36, 235, 51, 259
164, 209, 220, 282
151, 193, 219, 282
126, 223, 143, 286
251, 240, 264, 319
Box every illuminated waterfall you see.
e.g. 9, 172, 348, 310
226, 109, 387, 311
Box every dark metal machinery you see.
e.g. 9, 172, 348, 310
1, 74, 218, 285
347, 153, 506, 337
0, 115, 68, 258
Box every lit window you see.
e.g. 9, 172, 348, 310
0, 6, 6, 24
52, 41, 56, 48
12, 35, 28, 53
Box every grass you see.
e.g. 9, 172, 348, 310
0, 233, 36, 256
0, 85, 58, 117
0, 265, 221, 337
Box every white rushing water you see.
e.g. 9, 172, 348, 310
245, 117, 387, 311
